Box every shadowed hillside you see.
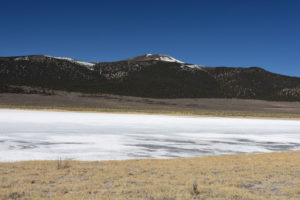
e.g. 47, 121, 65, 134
1, 54, 300, 101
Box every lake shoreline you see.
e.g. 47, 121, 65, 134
1, 92, 300, 120
1, 105, 300, 120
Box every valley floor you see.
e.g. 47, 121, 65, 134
1, 91, 300, 119
1, 151, 300, 200
1, 92, 300, 199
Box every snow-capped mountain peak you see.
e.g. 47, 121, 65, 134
127, 54, 184, 63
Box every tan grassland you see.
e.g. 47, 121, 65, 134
0, 92, 300, 119
1, 151, 300, 200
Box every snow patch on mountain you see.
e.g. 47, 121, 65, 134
157, 56, 183, 63
127, 54, 184, 63
14, 56, 29, 61
46, 56, 95, 69
183, 64, 205, 69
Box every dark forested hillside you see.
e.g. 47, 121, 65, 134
1, 55, 300, 101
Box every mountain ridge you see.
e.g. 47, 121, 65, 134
0, 54, 300, 101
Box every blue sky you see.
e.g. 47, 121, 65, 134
1, 0, 299, 76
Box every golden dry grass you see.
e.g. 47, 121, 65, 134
1, 151, 300, 200
1, 105, 300, 120
1, 92, 300, 120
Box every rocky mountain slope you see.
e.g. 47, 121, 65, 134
0, 54, 300, 101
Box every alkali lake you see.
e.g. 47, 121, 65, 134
0, 109, 299, 162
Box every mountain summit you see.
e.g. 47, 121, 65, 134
126, 54, 184, 63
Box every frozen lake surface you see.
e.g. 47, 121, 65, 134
0, 109, 300, 162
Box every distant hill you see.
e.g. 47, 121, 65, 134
1, 54, 300, 101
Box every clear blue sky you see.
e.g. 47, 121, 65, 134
1, 0, 299, 76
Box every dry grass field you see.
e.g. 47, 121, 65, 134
1, 92, 300, 119
1, 151, 300, 200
